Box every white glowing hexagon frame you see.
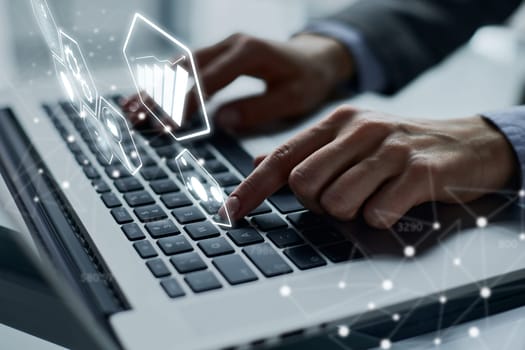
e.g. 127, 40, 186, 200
123, 13, 211, 142
98, 97, 143, 175
31, 0, 62, 57
59, 30, 99, 117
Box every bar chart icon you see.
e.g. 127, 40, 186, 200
135, 58, 189, 127
124, 13, 211, 142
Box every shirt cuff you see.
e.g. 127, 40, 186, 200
483, 106, 525, 189
304, 20, 386, 93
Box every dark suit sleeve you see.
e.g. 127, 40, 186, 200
329, 0, 522, 93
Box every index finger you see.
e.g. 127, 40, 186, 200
225, 125, 335, 220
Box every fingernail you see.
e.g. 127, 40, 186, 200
216, 108, 240, 129
224, 195, 240, 218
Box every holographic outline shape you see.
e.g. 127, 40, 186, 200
175, 149, 232, 227
31, 0, 62, 57
98, 97, 143, 174
59, 30, 99, 117
83, 106, 114, 164
52, 53, 80, 108
123, 13, 211, 142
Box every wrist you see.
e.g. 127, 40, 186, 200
290, 33, 355, 89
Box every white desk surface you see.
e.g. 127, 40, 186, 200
2, 26, 525, 350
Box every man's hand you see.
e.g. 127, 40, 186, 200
225, 107, 517, 228
121, 33, 354, 131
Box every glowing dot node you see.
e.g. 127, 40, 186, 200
404, 246, 415, 257
138, 112, 146, 120
67, 135, 75, 143
439, 295, 447, 304
434, 337, 442, 345
380, 339, 391, 349
164, 126, 172, 133
112, 170, 120, 178
279, 285, 291, 297
33, 196, 39, 203
392, 313, 400, 322
519, 189, 525, 197
61, 181, 70, 189
337, 325, 350, 338
433, 222, 441, 230
110, 84, 117, 91
520, 233, 525, 241
382, 279, 393, 291
367, 302, 376, 310
476, 217, 488, 228
480, 286, 491, 299
38, 168, 44, 174
468, 326, 480, 338
453, 257, 461, 266
338, 281, 346, 289
33, 118, 40, 124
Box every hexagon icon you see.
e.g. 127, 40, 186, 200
31, 0, 62, 57
60, 30, 98, 117
53, 54, 81, 112
123, 13, 211, 142
98, 97, 143, 175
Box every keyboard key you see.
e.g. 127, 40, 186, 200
172, 206, 206, 224
155, 145, 178, 158
184, 270, 222, 293
133, 240, 158, 258
83, 165, 100, 179
185, 222, 220, 240
157, 236, 193, 255
204, 159, 228, 173
146, 258, 171, 278
227, 228, 264, 246
287, 211, 327, 229
114, 177, 144, 192
267, 228, 304, 248
213, 255, 258, 285
105, 164, 131, 179
150, 179, 179, 194
75, 153, 90, 166
252, 213, 288, 231
284, 245, 326, 270
145, 219, 180, 238
198, 237, 234, 257
124, 190, 155, 207
269, 188, 304, 213
189, 147, 214, 160
110, 207, 133, 224
302, 228, 344, 246
101, 192, 121, 208
243, 243, 292, 277
160, 278, 185, 298
248, 203, 272, 216
214, 172, 241, 187
134, 204, 167, 222
122, 223, 146, 241
320, 242, 363, 263
223, 186, 237, 195
161, 192, 192, 209
170, 252, 207, 273
141, 166, 168, 181
92, 179, 110, 193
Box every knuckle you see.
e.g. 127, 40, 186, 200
289, 167, 311, 198
381, 138, 412, 159
326, 105, 358, 125
406, 158, 429, 180
320, 190, 353, 221
270, 144, 292, 165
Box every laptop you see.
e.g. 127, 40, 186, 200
2, 1, 525, 349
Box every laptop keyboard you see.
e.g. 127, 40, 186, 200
42, 99, 364, 299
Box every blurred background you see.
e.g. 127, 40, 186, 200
2, 0, 525, 115
3, 0, 355, 82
